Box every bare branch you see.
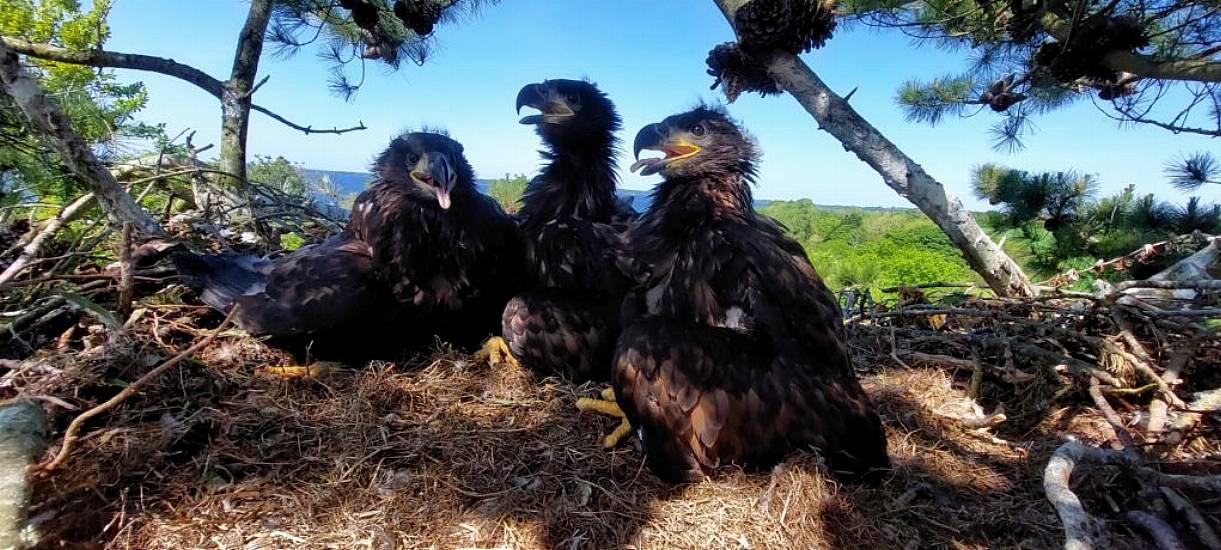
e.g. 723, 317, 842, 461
0, 35, 226, 97
0, 35, 367, 137
249, 104, 367, 134
1125, 511, 1188, 550
1044, 440, 1105, 550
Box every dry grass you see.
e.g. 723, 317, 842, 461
8, 289, 1216, 549
14, 322, 1157, 550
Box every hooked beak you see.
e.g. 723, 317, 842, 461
410, 152, 456, 210
630, 123, 702, 177
515, 82, 574, 125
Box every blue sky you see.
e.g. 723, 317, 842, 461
103, 0, 1219, 209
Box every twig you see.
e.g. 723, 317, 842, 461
967, 345, 984, 399
1158, 487, 1221, 550
1114, 343, 1188, 409
117, 223, 134, 319
1164, 388, 1221, 446
1037, 235, 1196, 288
0, 193, 95, 287
1088, 378, 1141, 462
1050, 440, 1221, 492
36, 306, 238, 473
1125, 511, 1188, 550
859, 325, 1125, 386
897, 351, 974, 369
1148, 339, 1197, 434
879, 282, 981, 292
249, 104, 366, 135
1114, 280, 1221, 294
888, 327, 910, 369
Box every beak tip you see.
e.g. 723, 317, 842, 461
632, 122, 663, 160
515, 82, 544, 117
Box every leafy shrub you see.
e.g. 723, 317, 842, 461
487, 174, 527, 213
759, 201, 979, 291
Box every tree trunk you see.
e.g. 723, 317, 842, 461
0, 400, 47, 549
711, 0, 1035, 298
0, 44, 163, 236
217, 0, 274, 186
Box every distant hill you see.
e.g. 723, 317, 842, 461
305, 169, 775, 213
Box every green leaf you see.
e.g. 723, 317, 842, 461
60, 292, 123, 330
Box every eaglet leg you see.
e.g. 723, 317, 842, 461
576, 386, 633, 448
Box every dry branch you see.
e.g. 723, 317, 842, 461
0, 44, 162, 236
1087, 378, 1141, 462
1125, 511, 1188, 550
37, 307, 238, 473
1044, 440, 1104, 550
1165, 388, 1221, 445
857, 324, 1124, 387
1158, 487, 1221, 550
0, 400, 45, 549
117, 223, 134, 318
0, 193, 95, 288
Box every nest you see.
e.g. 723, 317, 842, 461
19, 334, 1084, 549
4, 280, 1212, 548
3, 228, 1219, 548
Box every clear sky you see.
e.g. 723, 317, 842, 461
103, 0, 1219, 209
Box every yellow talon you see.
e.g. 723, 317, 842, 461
475, 336, 520, 369
576, 387, 633, 448
256, 361, 340, 379
602, 417, 632, 448
575, 396, 624, 417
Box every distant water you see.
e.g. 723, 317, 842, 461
304, 169, 772, 213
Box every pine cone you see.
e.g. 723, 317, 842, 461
1095, 79, 1136, 100
789, 0, 837, 53
736, 0, 791, 53
706, 42, 782, 102
736, 0, 837, 55
988, 91, 1026, 112
340, 0, 381, 31
395, 0, 443, 36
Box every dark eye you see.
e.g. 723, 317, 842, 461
406, 152, 420, 165
691, 123, 706, 137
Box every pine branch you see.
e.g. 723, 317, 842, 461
0, 35, 368, 137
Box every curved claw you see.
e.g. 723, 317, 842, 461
475, 336, 521, 369
576, 387, 634, 448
